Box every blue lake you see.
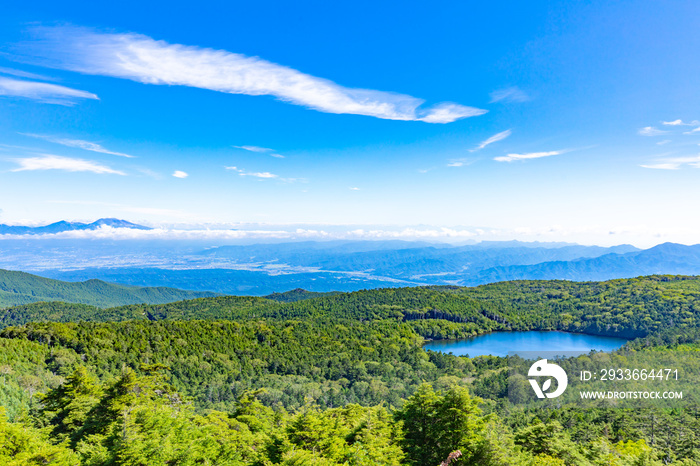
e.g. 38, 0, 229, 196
422, 331, 628, 358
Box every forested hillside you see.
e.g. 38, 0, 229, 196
1, 275, 700, 464
264, 288, 342, 302
0, 269, 219, 308
4, 275, 700, 338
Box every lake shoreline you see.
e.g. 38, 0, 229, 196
422, 330, 629, 358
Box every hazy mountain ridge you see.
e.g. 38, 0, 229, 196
0, 218, 151, 235
461, 242, 700, 285
201, 242, 640, 278
3, 232, 699, 294
0, 269, 218, 308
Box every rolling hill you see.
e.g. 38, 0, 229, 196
0, 268, 219, 308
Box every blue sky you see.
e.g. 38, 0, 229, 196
0, 1, 699, 246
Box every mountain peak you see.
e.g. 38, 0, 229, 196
90, 218, 151, 230
645, 242, 698, 254
0, 219, 152, 235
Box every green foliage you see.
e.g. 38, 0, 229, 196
397, 384, 526, 465
6, 275, 700, 341
283, 404, 404, 465
0, 407, 79, 465
1, 319, 458, 411
264, 288, 342, 303
0, 338, 80, 420
1, 275, 700, 464
38, 367, 102, 445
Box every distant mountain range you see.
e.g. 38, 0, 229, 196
0, 218, 151, 235
199, 241, 641, 280
38, 241, 700, 294
460, 242, 700, 285
0, 269, 217, 308
1, 219, 699, 295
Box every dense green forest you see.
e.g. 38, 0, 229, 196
2, 275, 700, 464
0, 269, 219, 308
4, 275, 700, 337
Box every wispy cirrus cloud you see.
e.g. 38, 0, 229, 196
241, 171, 277, 179
0, 66, 56, 81
662, 119, 700, 126
226, 166, 276, 178
0, 76, 97, 105
11, 154, 125, 174
641, 155, 700, 170
684, 127, 700, 135
638, 126, 670, 136
20, 26, 486, 123
447, 158, 477, 168
234, 145, 273, 153
225, 165, 303, 182
489, 86, 529, 103
494, 150, 563, 163
470, 129, 511, 152
20, 133, 134, 158
234, 145, 285, 158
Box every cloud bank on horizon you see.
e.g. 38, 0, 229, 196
0, 222, 694, 249
17, 26, 486, 123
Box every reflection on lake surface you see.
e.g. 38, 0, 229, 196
422, 331, 628, 358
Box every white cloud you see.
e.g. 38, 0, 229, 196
447, 158, 477, 168
489, 87, 530, 103
226, 166, 301, 182
172, 170, 188, 178
662, 119, 700, 126
11, 154, 125, 174
638, 126, 670, 136
0, 66, 56, 81
349, 187, 360, 191
241, 172, 277, 179
470, 129, 511, 152
234, 145, 274, 153
21, 133, 134, 157
25, 26, 486, 123
641, 155, 700, 170
494, 150, 562, 162
640, 163, 681, 170
684, 127, 700, 135
656, 140, 672, 145
0, 225, 481, 241
233, 145, 286, 158
0, 221, 696, 247
0, 76, 98, 105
